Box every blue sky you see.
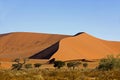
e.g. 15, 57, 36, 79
0, 0, 120, 41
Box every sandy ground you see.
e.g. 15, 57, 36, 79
51, 33, 120, 60
0, 59, 99, 70
0, 32, 69, 61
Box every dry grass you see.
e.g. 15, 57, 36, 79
0, 68, 120, 80
0, 59, 120, 80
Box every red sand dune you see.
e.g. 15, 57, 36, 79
0, 32, 120, 61
51, 33, 120, 61
0, 32, 69, 61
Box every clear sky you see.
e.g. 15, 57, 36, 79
0, 0, 120, 41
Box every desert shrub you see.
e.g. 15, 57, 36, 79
67, 62, 73, 69
11, 58, 29, 70
97, 58, 113, 71
12, 64, 19, 70
24, 64, 32, 69
97, 55, 120, 71
48, 58, 55, 64
34, 63, 42, 68
67, 61, 81, 69
11, 63, 23, 70
54, 61, 65, 69
83, 62, 88, 68
114, 55, 120, 70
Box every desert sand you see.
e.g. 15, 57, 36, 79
0, 32, 69, 61
0, 32, 120, 62
51, 32, 120, 61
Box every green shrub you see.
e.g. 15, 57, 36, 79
34, 63, 42, 68
114, 55, 120, 70
24, 64, 32, 69
54, 61, 65, 69
97, 58, 113, 71
97, 55, 120, 71
97, 55, 113, 71
11, 58, 29, 70
11, 63, 23, 70
67, 61, 81, 69
49, 58, 55, 64
83, 62, 88, 68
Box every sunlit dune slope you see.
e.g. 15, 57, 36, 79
51, 33, 120, 61
0, 32, 69, 61
0, 32, 120, 61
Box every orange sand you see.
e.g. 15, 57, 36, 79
0, 32, 120, 62
51, 33, 120, 61
0, 32, 69, 61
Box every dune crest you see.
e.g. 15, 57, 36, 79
0, 32, 69, 61
0, 32, 120, 61
51, 33, 120, 61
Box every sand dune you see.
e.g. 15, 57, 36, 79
0, 32, 69, 61
51, 33, 120, 61
0, 32, 120, 61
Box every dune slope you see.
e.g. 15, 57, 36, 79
0, 32, 120, 61
51, 33, 120, 61
0, 32, 70, 61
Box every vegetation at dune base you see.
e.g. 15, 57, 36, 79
24, 64, 32, 69
0, 55, 120, 80
83, 62, 88, 69
34, 63, 42, 68
1, 68, 120, 80
53, 61, 65, 69
67, 61, 81, 69
97, 55, 120, 71
48, 58, 55, 64
11, 58, 28, 70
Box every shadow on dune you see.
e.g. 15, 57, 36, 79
74, 32, 84, 36
29, 32, 85, 59
29, 42, 59, 59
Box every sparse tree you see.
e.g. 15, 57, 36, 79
11, 58, 29, 70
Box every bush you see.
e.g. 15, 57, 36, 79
114, 55, 120, 70
97, 55, 120, 71
67, 61, 81, 69
97, 58, 113, 71
83, 62, 88, 68
11, 58, 29, 70
12, 63, 23, 70
24, 64, 32, 69
34, 63, 42, 68
54, 61, 65, 69
49, 58, 55, 64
